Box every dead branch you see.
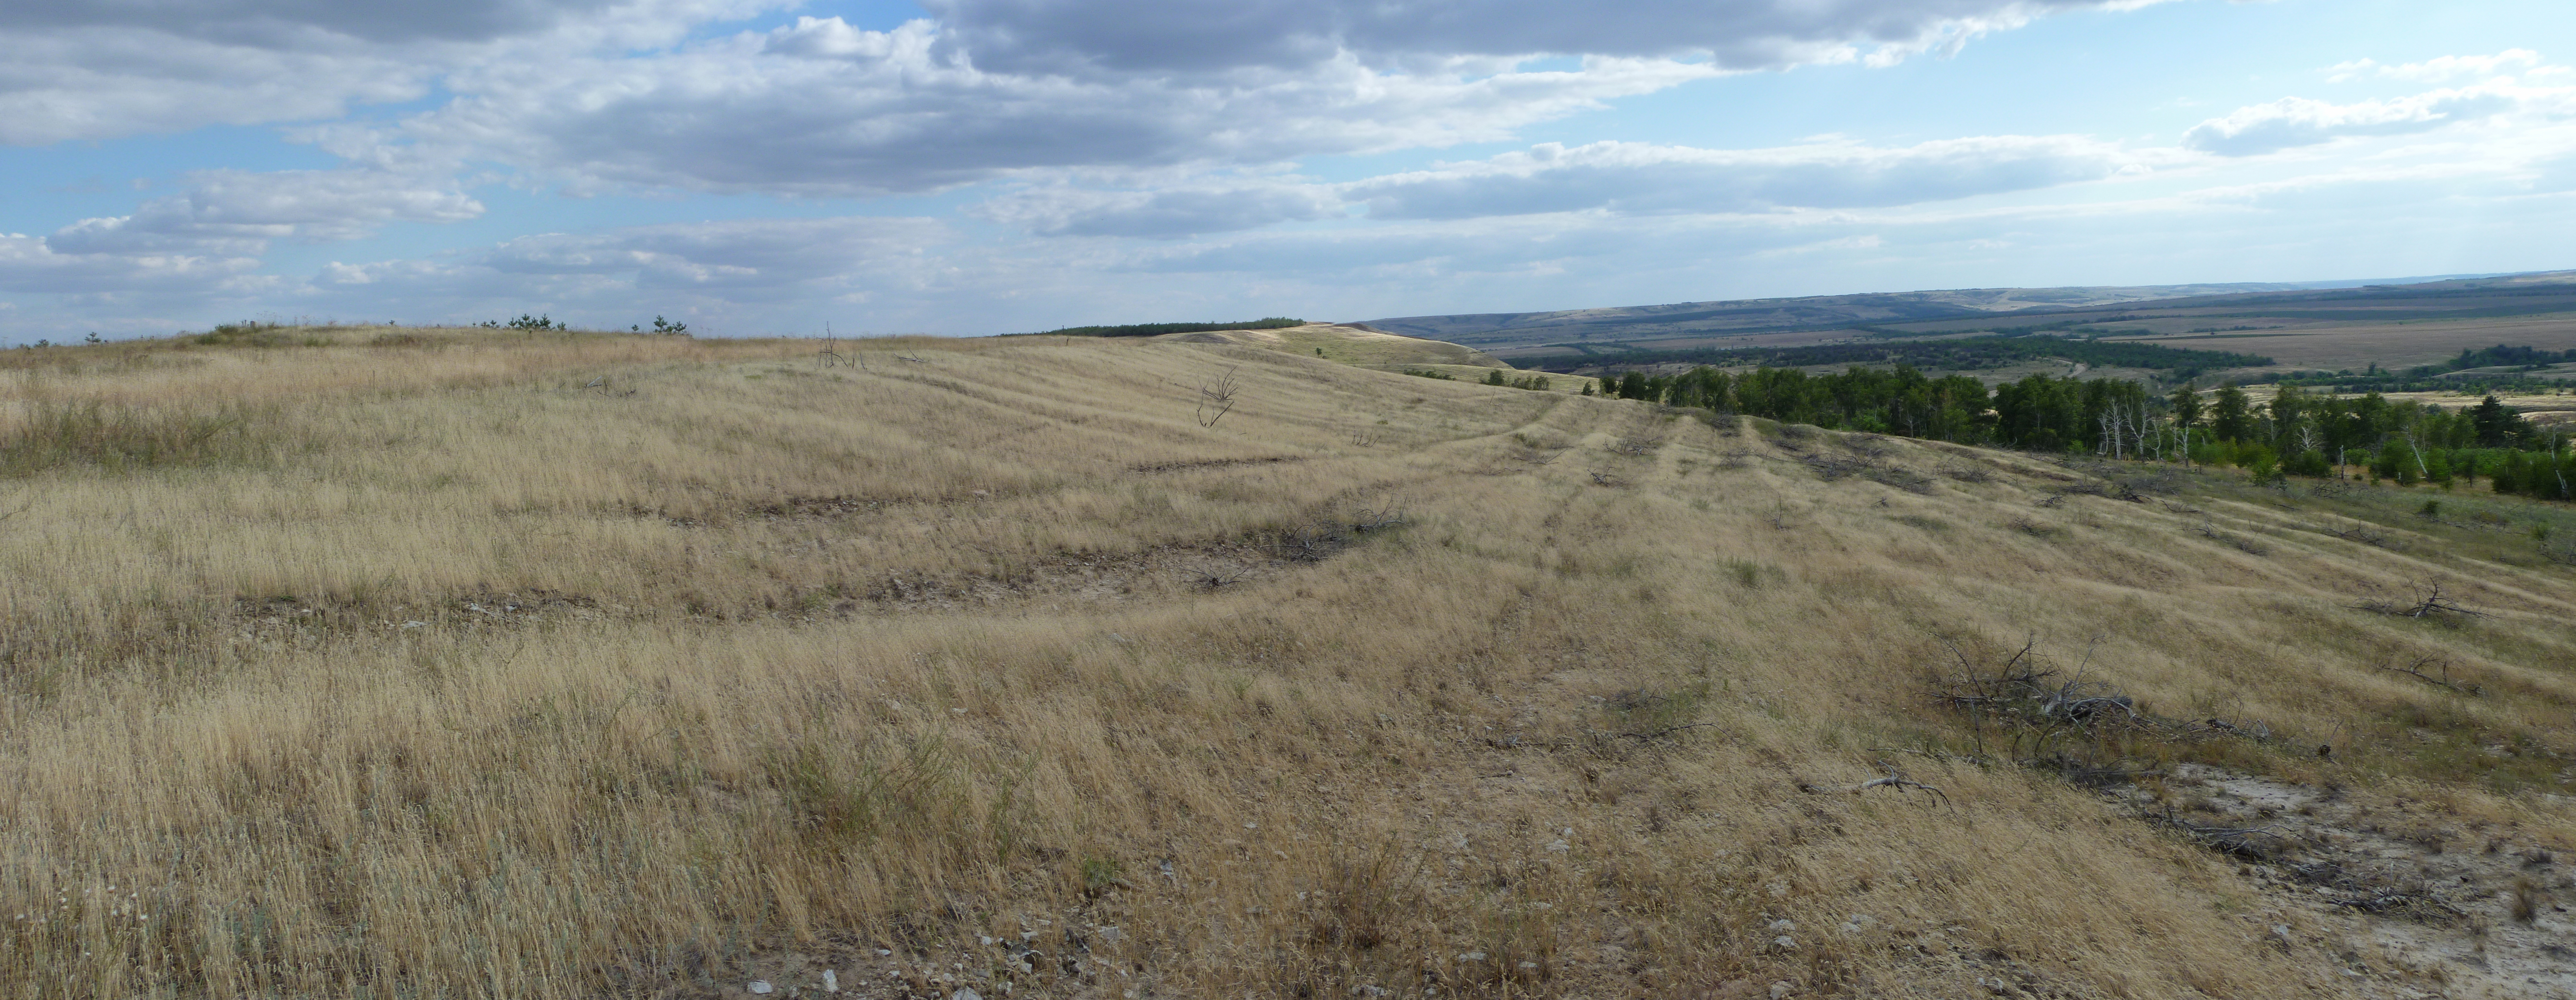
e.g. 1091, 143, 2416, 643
1195, 365, 1241, 429
1800, 760, 1950, 808
2377, 656, 2481, 695
1588, 470, 1623, 487
1614, 722, 1718, 741
2351, 579, 2488, 619
1351, 496, 1405, 533
2148, 805, 2283, 858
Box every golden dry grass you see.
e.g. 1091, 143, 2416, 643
2, 326, 2573, 998
1159, 323, 1513, 371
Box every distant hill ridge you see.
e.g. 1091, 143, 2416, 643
1363, 270, 2575, 351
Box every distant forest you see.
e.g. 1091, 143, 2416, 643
1584, 362, 2575, 500
1029, 317, 1305, 338
1519, 335, 2272, 379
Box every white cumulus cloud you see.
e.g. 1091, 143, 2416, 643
2327, 48, 2543, 83
2180, 84, 2562, 156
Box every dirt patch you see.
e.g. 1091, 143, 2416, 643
2125, 765, 2576, 998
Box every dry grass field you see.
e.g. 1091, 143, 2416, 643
4, 324, 2575, 999
1155, 323, 1514, 372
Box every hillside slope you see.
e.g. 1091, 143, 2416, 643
1154, 321, 1514, 370
2, 327, 2573, 998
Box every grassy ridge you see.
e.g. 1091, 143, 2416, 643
1026, 317, 1306, 337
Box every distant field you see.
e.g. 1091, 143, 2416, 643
2107, 315, 2576, 374
1481, 272, 2576, 386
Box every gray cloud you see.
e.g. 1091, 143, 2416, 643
385, 22, 1713, 196
923, 0, 2158, 76
0, 233, 262, 295
972, 135, 2137, 239
316, 215, 954, 309
0, 0, 775, 145
45, 168, 482, 256
973, 183, 1344, 238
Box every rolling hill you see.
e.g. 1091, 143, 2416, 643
1370, 271, 2576, 367
2, 323, 2572, 998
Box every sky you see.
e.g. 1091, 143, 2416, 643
3, 0, 2573, 341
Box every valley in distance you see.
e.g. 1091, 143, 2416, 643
5, 270, 2576, 999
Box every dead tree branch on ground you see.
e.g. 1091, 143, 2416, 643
1801, 760, 1951, 808
2352, 580, 2488, 619
1196, 366, 1241, 429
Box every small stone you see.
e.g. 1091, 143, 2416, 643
980, 936, 995, 946
1771, 982, 1795, 1000
1098, 926, 1121, 944
1545, 839, 1570, 853
1767, 919, 1796, 933
1459, 952, 1485, 961
1773, 935, 1798, 950
824, 969, 839, 993
954, 990, 981, 1000
878, 949, 894, 957
747, 981, 773, 995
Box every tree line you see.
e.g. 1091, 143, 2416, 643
1579, 363, 2575, 501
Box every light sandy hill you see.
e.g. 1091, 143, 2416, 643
1156, 321, 1514, 371
2, 325, 2574, 998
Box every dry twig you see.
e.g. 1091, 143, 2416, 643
2352, 580, 2488, 619
1801, 760, 1950, 808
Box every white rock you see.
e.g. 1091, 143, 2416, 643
1771, 982, 1794, 999
1545, 839, 1570, 853
1773, 935, 1798, 950
1767, 919, 1796, 933
747, 981, 773, 995
1459, 952, 1485, 961
954, 990, 981, 1000
824, 969, 839, 993
980, 936, 995, 946
878, 949, 894, 957
1098, 925, 1121, 944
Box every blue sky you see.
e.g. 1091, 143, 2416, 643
3, 0, 2572, 341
